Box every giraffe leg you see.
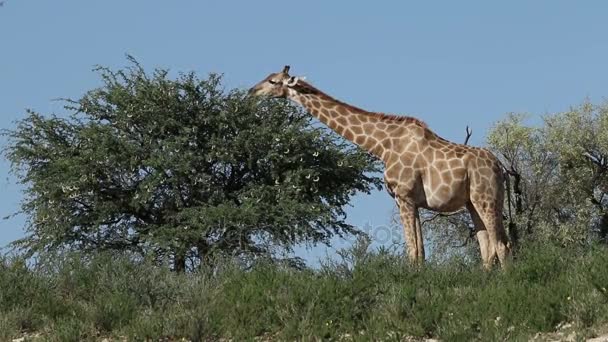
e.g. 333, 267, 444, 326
470, 200, 510, 269
396, 198, 423, 264
467, 203, 493, 269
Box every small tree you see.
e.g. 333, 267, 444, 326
3, 58, 383, 270
487, 102, 608, 246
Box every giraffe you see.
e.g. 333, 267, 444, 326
248, 66, 510, 268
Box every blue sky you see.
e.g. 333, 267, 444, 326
1, 1, 608, 263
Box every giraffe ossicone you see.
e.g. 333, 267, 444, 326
249, 65, 511, 268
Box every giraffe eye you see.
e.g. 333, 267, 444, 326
268, 79, 278, 85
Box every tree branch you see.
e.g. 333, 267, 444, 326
420, 209, 467, 226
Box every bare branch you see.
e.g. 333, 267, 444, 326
464, 126, 472, 145
584, 151, 608, 169
451, 235, 473, 248
420, 212, 441, 226
420, 209, 467, 226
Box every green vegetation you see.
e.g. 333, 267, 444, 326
488, 103, 608, 247
1, 239, 607, 341
3, 60, 608, 340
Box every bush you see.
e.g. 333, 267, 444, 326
1, 242, 608, 340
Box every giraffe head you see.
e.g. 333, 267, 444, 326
248, 65, 301, 98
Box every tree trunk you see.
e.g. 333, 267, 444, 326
507, 170, 523, 248
599, 211, 608, 243
173, 251, 186, 273
197, 239, 210, 270
513, 172, 523, 216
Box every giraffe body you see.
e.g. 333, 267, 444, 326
249, 66, 510, 268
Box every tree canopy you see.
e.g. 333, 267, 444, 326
488, 102, 608, 246
3, 58, 383, 270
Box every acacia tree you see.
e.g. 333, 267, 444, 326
4, 59, 382, 271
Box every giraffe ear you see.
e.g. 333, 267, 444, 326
282, 65, 290, 74
286, 76, 299, 87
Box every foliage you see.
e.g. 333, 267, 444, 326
1, 242, 608, 340
2, 57, 382, 270
487, 102, 608, 247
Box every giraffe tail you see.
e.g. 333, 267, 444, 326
501, 165, 517, 249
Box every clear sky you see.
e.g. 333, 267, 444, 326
1, 1, 607, 264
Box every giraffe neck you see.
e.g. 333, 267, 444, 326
287, 82, 424, 160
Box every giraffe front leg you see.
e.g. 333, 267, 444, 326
396, 198, 424, 264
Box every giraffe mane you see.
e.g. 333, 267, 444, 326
294, 80, 428, 128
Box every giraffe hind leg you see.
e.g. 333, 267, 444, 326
467, 203, 494, 269
470, 199, 510, 269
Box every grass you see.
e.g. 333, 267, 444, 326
1, 241, 608, 341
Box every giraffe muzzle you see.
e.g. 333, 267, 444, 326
247, 86, 258, 97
